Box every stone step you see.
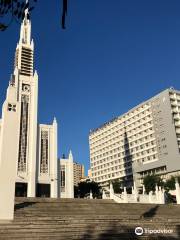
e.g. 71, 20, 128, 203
14, 208, 180, 214
12, 216, 179, 223
0, 228, 176, 236
13, 212, 180, 219
0, 231, 178, 239
0, 231, 178, 240
0, 198, 179, 240
15, 197, 114, 203
0, 219, 178, 225
6, 222, 179, 229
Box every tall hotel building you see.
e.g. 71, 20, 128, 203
89, 88, 180, 187
0, 10, 59, 198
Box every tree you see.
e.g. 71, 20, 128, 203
164, 176, 180, 191
0, 0, 37, 31
0, 0, 68, 31
112, 179, 123, 194
74, 185, 79, 197
143, 175, 164, 194
61, 0, 67, 29
74, 181, 102, 198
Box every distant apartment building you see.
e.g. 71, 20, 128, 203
89, 88, 180, 188
73, 162, 85, 186
88, 169, 92, 179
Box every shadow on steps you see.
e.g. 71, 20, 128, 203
15, 201, 36, 211
141, 205, 159, 219
80, 224, 180, 240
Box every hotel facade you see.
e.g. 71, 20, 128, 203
89, 88, 180, 187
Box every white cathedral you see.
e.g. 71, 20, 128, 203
0, 10, 74, 199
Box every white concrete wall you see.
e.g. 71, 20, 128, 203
27, 72, 38, 197
37, 121, 58, 198
0, 81, 20, 220
50, 119, 58, 198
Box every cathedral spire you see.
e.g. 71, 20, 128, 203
19, 7, 31, 45
69, 150, 73, 162
14, 5, 34, 77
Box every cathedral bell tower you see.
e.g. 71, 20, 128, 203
0, 5, 59, 203
6, 8, 38, 198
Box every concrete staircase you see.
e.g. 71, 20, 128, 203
0, 198, 180, 239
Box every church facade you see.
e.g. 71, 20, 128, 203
0, 11, 59, 198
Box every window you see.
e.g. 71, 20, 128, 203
40, 131, 49, 173
8, 103, 16, 112
60, 165, 65, 192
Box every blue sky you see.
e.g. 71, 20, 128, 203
1, 0, 180, 174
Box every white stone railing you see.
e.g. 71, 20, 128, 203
175, 179, 180, 204
102, 183, 166, 204
102, 179, 180, 205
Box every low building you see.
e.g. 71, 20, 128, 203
59, 151, 74, 198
